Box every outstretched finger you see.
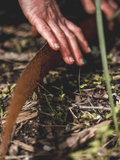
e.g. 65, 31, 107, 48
107, 0, 120, 23
80, 0, 95, 14
48, 19, 75, 65
108, 0, 118, 10
101, 0, 116, 30
35, 18, 60, 51
60, 24, 84, 66
65, 20, 91, 54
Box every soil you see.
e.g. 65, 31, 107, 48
1, 0, 120, 160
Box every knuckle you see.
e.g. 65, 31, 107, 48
76, 27, 82, 34
45, 33, 55, 44
47, 12, 56, 22
46, 1, 51, 8
48, 34, 54, 40
61, 44, 70, 55
58, 17, 65, 26
61, 18, 66, 25
68, 32, 75, 40
58, 30, 65, 38
63, 46, 70, 55
41, 24, 50, 32
74, 48, 81, 54
51, 14, 56, 21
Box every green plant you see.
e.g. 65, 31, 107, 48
2, 64, 6, 69
93, 73, 112, 85
78, 68, 81, 94
52, 85, 65, 101
70, 123, 114, 160
0, 106, 3, 118
69, 80, 77, 87
10, 83, 16, 90
70, 1, 120, 159
96, 0, 118, 135
0, 83, 16, 100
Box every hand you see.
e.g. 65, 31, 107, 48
80, 0, 120, 31
18, 0, 91, 66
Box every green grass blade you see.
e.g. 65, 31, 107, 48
96, 0, 118, 134
108, 9, 120, 22
78, 68, 81, 94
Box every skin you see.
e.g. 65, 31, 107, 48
18, 0, 120, 66
80, 0, 120, 31
18, 0, 91, 66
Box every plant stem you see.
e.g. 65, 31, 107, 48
96, 0, 119, 135
78, 68, 81, 94
108, 9, 120, 22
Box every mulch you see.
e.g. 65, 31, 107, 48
1, 0, 120, 159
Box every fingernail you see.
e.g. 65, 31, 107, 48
88, 47, 91, 52
54, 43, 60, 49
69, 57, 75, 62
80, 58, 84, 65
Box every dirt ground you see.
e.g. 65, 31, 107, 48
1, 0, 120, 160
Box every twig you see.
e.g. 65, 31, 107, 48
23, 101, 38, 110
69, 108, 81, 124
12, 140, 35, 152
66, 88, 95, 95
37, 82, 50, 94
38, 123, 68, 127
70, 104, 111, 111
102, 137, 117, 148
69, 107, 78, 119
15, 121, 28, 136
87, 97, 97, 113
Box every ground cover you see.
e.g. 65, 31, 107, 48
1, 0, 120, 159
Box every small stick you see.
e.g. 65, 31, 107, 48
102, 137, 117, 148
69, 108, 78, 120
37, 82, 51, 94
70, 104, 111, 111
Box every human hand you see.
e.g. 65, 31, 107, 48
18, 0, 91, 66
80, 0, 120, 31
